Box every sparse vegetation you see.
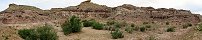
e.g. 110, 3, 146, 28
61, 15, 82, 35
125, 26, 134, 33
143, 22, 149, 24
104, 26, 116, 31
197, 23, 202, 31
18, 24, 58, 40
166, 27, 175, 32
82, 20, 93, 27
145, 25, 151, 28
131, 24, 135, 27
133, 26, 140, 31
140, 26, 146, 32
182, 23, 192, 28
107, 20, 116, 25
18, 29, 37, 40
114, 23, 121, 28
92, 20, 104, 30
166, 22, 169, 25
111, 28, 124, 39
149, 36, 156, 40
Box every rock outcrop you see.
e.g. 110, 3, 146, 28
51, 1, 112, 12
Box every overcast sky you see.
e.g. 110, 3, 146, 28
0, 0, 202, 14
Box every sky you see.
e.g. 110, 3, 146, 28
0, 0, 202, 14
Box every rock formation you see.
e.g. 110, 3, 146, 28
0, 1, 202, 40
0, 1, 201, 26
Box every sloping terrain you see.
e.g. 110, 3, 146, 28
0, 0, 202, 40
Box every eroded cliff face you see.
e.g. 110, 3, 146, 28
0, 1, 202, 40
0, 1, 200, 26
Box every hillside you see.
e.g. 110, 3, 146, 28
0, 0, 202, 40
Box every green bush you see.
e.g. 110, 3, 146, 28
82, 20, 93, 27
61, 15, 82, 35
18, 24, 58, 40
18, 29, 37, 40
125, 27, 133, 33
111, 28, 124, 39
197, 23, 202, 31
114, 23, 121, 28
140, 27, 146, 32
166, 27, 175, 32
131, 24, 135, 27
92, 21, 104, 30
36, 25, 58, 40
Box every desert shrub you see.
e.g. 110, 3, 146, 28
92, 21, 104, 30
111, 28, 124, 39
61, 15, 82, 35
131, 24, 135, 27
133, 26, 140, 31
145, 25, 151, 28
36, 25, 58, 40
103, 26, 116, 31
166, 27, 175, 32
140, 26, 146, 32
82, 20, 93, 27
18, 24, 58, 40
125, 27, 134, 33
119, 21, 128, 27
18, 29, 37, 40
149, 36, 156, 40
114, 23, 121, 28
143, 22, 149, 24
183, 23, 192, 28
107, 20, 116, 25
197, 23, 202, 31
166, 22, 169, 25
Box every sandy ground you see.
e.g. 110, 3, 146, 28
1, 20, 202, 40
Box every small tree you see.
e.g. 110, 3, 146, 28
61, 15, 82, 35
